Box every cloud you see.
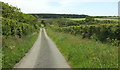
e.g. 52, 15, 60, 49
0, 0, 118, 15
0, 0, 53, 13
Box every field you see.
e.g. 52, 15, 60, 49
95, 18, 118, 21
69, 18, 85, 21
69, 17, 118, 21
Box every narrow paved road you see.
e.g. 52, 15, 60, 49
15, 28, 70, 68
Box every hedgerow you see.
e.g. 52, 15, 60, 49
2, 2, 41, 38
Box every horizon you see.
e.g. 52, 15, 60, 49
29, 13, 118, 16
0, 0, 119, 16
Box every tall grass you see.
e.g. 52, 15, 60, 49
2, 33, 39, 68
46, 28, 118, 68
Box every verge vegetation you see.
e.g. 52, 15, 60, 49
1, 2, 41, 68
46, 28, 118, 68
45, 15, 119, 68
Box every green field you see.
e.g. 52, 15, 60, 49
69, 18, 118, 21
95, 18, 118, 21
46, 28, 118, 68
69, 18, 85, 21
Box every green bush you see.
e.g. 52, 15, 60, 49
1, 2, 41, 38
51, 24, 120, 46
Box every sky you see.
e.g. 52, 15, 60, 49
0, 0, 119, 16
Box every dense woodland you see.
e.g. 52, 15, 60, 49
31, 13, 118, 19
31, 14, 88, 18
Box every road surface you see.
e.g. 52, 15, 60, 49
14, 28, 70, 68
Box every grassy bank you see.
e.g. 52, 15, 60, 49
46, 28, 118, 68
2, 33, 39, 68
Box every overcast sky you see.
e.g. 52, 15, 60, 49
0, 0, 119, 16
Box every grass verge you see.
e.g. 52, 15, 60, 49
2, 33, 39, 68
46, 28, 118, 68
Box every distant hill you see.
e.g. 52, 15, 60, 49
30, 14, 88, 18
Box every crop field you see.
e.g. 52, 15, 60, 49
69, 17, 118, 21
69, 18, 85, 21
95, 18, 118, 21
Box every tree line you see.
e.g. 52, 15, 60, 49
31, 14, 88, 18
